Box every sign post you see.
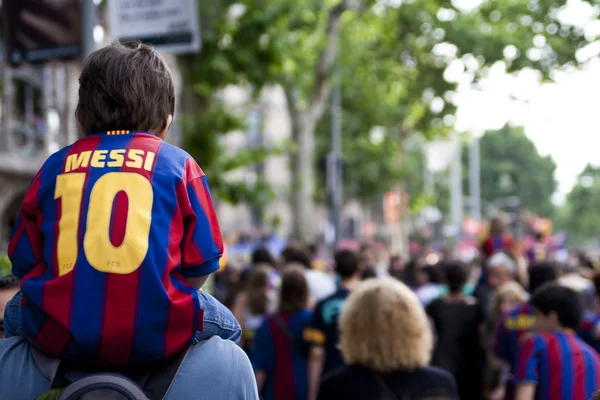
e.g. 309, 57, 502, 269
108, 0, 201, 54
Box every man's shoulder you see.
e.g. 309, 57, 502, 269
183, 336, 249, 369
0, 336, 33, 359
167, 336, 258, 399
0, 338, 49, 400
0, 337, 257, 400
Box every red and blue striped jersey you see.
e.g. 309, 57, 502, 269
252, 310, 312, 400
494, 302, 535, 370
8, 131, 223, 365
578, 311, 600, 354
481, 234, 512, 260
515, 331, 600, 400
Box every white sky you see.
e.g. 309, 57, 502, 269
453, 59, 600, 203
446, 0, 600, 202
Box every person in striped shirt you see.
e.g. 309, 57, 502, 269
4, 41, 240, 365
515, 283, 600, 400
578, 271, 600, 354
494, 263, 557, 359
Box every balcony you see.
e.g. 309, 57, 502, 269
0, 64, 77, 177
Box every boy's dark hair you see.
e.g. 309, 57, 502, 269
361, 268, 377, 280
278, 266, 309, 314
285, 248, 312, 270
334, 250, 359, 280
528, 262, 558, 293
422, 264, 444, 285
443, 260, 468, 293
251, 248, 276, 268
76, 41, 175, 134
0, 275, 19, 290
531, 283, 583, 330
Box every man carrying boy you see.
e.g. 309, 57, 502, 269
5, 41, 239, 366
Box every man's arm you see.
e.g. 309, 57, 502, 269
515, 382, 536, 400
307, 346, 326, 400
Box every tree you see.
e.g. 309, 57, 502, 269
0, 253, 10, 276
558, 165, 600, 243
177, 0, 287, 220
312, 0, 593, 236
180, 0, 594, 242
462, 125, 557, 217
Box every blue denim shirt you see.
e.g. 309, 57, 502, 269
5, 290, 241, 348
0, 336, 259, 400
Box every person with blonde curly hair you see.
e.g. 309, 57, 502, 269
318, 278, 458, 400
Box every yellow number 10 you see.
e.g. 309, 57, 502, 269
54, 172, 153, 276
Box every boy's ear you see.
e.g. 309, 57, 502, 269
157, 115, 173, 140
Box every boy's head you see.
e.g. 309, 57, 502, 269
528, 261, 558, 293
334, 250, 360, 280
531, 283, 583, 333
443, 260, 468, 293
76, 41, 175, 137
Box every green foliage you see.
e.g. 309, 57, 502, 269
180, 0, 592, 236
462, 125, 557, 217
0, 253, 11, 276
178, 0, 285, 210
313, 0, 589, 211
558, 165, 600, 243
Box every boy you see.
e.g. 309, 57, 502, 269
4, 41, 240, 365
514, 283, 600, 400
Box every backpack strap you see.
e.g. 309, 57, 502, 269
31, 343, 194, 400
31, 345, 62, 387
130, 344, 193, 400
271, 314, 305, 357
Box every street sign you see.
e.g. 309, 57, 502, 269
108, 0, 201, 54
1, 0, 82, 66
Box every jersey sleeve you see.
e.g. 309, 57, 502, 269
514, 334, 544, 385
178, 158, 224, 277
303, 302, 327, 346
8, 172, 43, 279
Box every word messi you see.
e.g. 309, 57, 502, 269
65, 149, 156, 173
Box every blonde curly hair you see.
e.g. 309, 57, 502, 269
339, 278, 432, 373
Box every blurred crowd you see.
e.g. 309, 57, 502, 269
209, 216, 600, 400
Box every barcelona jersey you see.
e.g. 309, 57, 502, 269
494, 302, 536, 370
515, 331, 600, 400
8, 131, 223, 365
252, 310, 312, 400
578, 311, 600, 354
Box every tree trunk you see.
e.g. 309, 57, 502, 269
290, 116, 317, 242
390, 146, 409, 256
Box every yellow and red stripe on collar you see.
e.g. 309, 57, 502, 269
106, 130, 131, 135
